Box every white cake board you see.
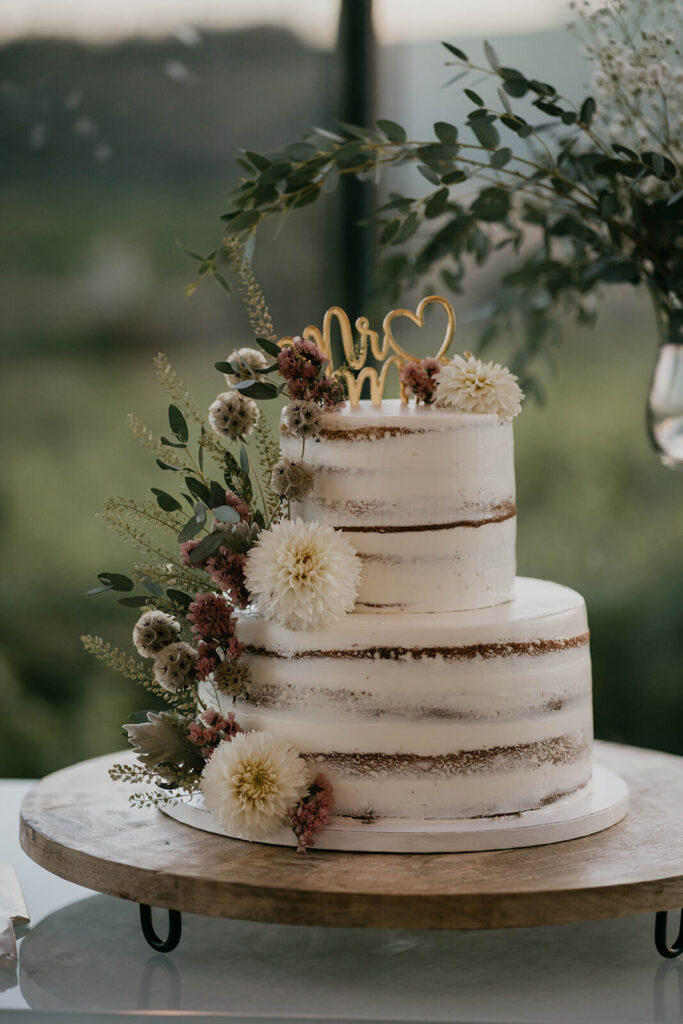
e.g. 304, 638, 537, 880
162, 763, 628, 853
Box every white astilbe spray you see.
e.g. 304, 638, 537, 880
245, 518, 361, 631
434, 353, 524, 422
224, 347, 268, 387
201, 730, 309, 840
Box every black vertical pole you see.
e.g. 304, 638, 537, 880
338, 0, 376, 317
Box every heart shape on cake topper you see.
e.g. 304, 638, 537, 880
382, 294, 456, 365
279, 294, 457, 407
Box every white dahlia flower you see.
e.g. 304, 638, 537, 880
434, 353, 524, 422
244, 517, 361, 630
201, 730, 309, 840
224, 347, 268, 387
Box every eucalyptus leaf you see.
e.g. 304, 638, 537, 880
442, 42, 468, 61
156, 459, 190, 473
232, 379, 279, 399
239, 444, 250, 478
255, 336, 281, 358
434, 121, 459, 146
464, 88, 484, 106
86, 583, 113, 596
470, 120, 500, 150
417, 165, 441, 186
377, 118, 407, 143
579, 96, 596, 127
483, 40, 500, 71
209, 480, 227, 508
160, 437, 187, 448
166, 589, 193, 612
185, 477, 211, 505
117, 596, 149, 608
213, 504, 241, 524
189, 530, 225, 562
225, 209, 261, 233
97, 572, 134, 592
168, 404, 189, 443
490, 147, 512, 169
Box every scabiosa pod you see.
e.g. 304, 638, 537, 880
132, 610, 181, 658
153, 641, 199, 693
208, 390, 259, 440
223, 347, 269, 387
270, 457, 315, 501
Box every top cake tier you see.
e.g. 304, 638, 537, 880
280, 399, 516, 614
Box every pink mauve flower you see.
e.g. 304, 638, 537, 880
290, 773, 335, 853
180, 539, 204, 566
400, 358, 441, 404
195, 641, 220, 682
277, 338, 345, 411
206, 548, 250, 609
187, 708, 241, 760
187, 592, 237, 643
217, 490, 251, 525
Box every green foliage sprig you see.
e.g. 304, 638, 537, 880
213, 21, 683, 390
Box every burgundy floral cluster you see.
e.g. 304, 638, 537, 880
186, 591, 244, 682
187, 707, 241, 760
399, 357, 442, 404
181, 491, 251, 611
290, 773, 335, 853
277, 336, 345, 411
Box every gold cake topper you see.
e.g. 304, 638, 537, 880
281, 294, 456, 407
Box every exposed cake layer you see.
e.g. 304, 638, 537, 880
280, 399, 516, 613
204, 578, 593, 820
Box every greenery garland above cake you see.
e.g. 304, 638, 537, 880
82, 245, 524, 848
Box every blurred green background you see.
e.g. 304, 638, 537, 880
1, 6, 681, 778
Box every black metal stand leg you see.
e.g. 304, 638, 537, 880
655, 910, 683, 959
139, 903, 182, 952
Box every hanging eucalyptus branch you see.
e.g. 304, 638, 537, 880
200, 2, 683, 393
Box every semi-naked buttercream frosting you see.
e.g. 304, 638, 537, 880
280, 399, 516, 613
202, 397, 596, 826
204, 578, 593, 820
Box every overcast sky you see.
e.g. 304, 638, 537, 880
0, 0, 571, 48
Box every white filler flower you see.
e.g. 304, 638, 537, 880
434, 353, 524, 422
245, 517, 361, 631
201, 730, 309, 840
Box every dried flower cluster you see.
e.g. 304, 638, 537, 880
290, 773, 335, 852
277, 337, 345, 410
400, 357, 442, 404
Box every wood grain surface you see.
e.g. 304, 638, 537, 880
19, 741, 683, 931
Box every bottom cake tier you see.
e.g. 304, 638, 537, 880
202, 577, 593, 821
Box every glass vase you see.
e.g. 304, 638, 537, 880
646, 288, 683, 470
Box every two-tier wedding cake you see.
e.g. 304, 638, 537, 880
207, 399, 593, 824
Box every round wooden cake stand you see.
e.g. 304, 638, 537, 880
19, 741, 683, 958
